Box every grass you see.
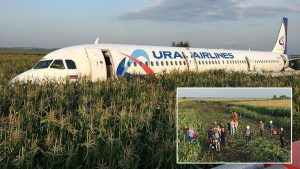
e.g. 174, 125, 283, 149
0, 49, 299, 168
177, 100, 291, 163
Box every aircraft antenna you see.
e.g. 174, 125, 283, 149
94, 37, 100, 44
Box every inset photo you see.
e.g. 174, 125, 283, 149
176, 87, 292, 164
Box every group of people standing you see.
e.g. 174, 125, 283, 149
207, 124, 227, 151
182, 111, 287, 152
183, 126, 198, 142
256, 120, 286, 148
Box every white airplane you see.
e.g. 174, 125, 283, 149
11, 18, 289, 83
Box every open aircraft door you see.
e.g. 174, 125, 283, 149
245, 56, 254, 71
182, 49, 198, 72
85, 48, 107, 81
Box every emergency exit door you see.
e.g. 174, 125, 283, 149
85, 48, 107, 81
182, 49, 198, 71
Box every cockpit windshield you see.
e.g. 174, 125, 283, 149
33, 60, 53, 69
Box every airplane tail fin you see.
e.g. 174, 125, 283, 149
272, 17, 288, 54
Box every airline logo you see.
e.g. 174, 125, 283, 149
279, 36, 284, 45
117, 49, 155, 77
116, 49, 235, 77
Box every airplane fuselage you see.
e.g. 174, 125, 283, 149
10, 18, 289, 83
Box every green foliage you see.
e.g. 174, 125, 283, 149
0, 50, 299, 168
178, 100, 291, 162
232, 104, 291, 117
227, 106, 291, 132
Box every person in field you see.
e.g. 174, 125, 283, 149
269, 121, 275, 135
259, 121, 264, 136
207, 127, 214, 144
244, 126, 252, 146
279, 127, 285, 148
227, 120, 231, 133
183, 125, 189, 141
230, 120, 235, 135
216, 125, 221, 133
188, 127, 195, 141
220, 126, 227, 147
234, 121, 239, 133
232, 111, 238, 122
188, 127, 198, 142
213, 128, 221, 151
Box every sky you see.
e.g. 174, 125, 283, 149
177, 88, 291, 98
0, 0, 299, 54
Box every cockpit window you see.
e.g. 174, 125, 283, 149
65, 60, 77, 69
33, 60, 53, 69
50, 60, 65, 69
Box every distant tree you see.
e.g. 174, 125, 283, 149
172, 41, 190, 47
272, 95, 277, 100
279, 95, 288, 99
182, 97, 187, 99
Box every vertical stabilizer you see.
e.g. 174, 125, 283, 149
272, 17, 288, 54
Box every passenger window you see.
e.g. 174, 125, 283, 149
183, 61, 186, 65
65, 60, 77, 69
205, 61, 208, 64
128, 62, 131, 67
151, 61, 154, 66
179, 61, 182, 65
145, 62, 148, 66
202, 61, 205, 65
170, 61, 173, 66
198, 61, 201, 65
166, 61, 169, 66
156, 61, 159, 66
175, 61, 178, 65
50, 60, 65, 69
134, 62, 137, 67
161, 61, 164, 66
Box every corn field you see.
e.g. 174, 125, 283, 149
178, 100, 291, 162
0, 50, 299, 168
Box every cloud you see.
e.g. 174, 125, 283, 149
119, 0, 300, 22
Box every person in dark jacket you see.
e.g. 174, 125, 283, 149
207, 127, 214, 144
279, 127, 285, 148
220, 126, 227, 147
183, 126, 189, 141
227, 121, 231, 134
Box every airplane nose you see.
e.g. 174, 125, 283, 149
9, 74, 25, 83
9, 70, 36, 83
